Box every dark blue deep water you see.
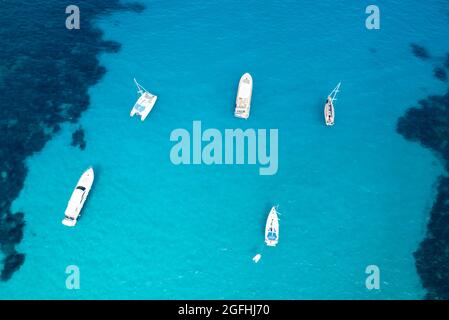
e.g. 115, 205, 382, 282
0, 0, 143, 281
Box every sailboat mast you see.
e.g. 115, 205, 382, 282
134, 78, 147, 95
330, 82, 341, 102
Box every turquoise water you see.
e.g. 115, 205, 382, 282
1, 0, 449, 299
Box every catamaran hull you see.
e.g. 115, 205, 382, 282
62, 168, 94, 227
235, 73, 253, 119
130, 93, 158, 121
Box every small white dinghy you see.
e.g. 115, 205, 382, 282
234, 73, 253, 119
62, 168, 94, 227
252, 253, 262, 263
130, 78, 158, 121
265, 206, 279, 247
324, 82, 341, 126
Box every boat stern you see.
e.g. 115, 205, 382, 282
265, 239, 278, 247
62, 217, 77, 227
234, 110, 250, 119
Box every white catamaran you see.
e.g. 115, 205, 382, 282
130, 78, 158, 121
234, 73, 253, 119
265, 206, 279, 247
324, 82, 341, 126
62, 167, 94, 227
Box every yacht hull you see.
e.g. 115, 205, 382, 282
235, 73, 253, 119
324, 97, 335, 126
62, 168, 94, 227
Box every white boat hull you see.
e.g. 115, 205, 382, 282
235, 73, 253, 119
62, 168, 94, 227
324, 82, 340, 126
265, 206, 279, 246
130, 92, 158, 121
324, 97, 335, 126
253, 254, 262, 263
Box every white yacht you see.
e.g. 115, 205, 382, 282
130, 78, 158, 121
234, 73, 253, 119
265, 206, 279, 247
324, 82, 341, 126
62, 167, 94, 227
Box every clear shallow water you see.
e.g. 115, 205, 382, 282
1, 0, 449, 299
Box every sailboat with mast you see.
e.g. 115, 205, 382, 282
324, 82, 341, 126
130, 78, 158, 121
265, 206, 279, 247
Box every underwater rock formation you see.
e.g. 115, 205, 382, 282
1, 252, 25, 281
0, 1, 144, 280
397, 90, 449, 171
397, 87, 449, 299
410, 43, 430, 60
414, 177, 449, 299
71, 127, 86, 150
0, 211, 25, 281
434, 67, 448, 82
